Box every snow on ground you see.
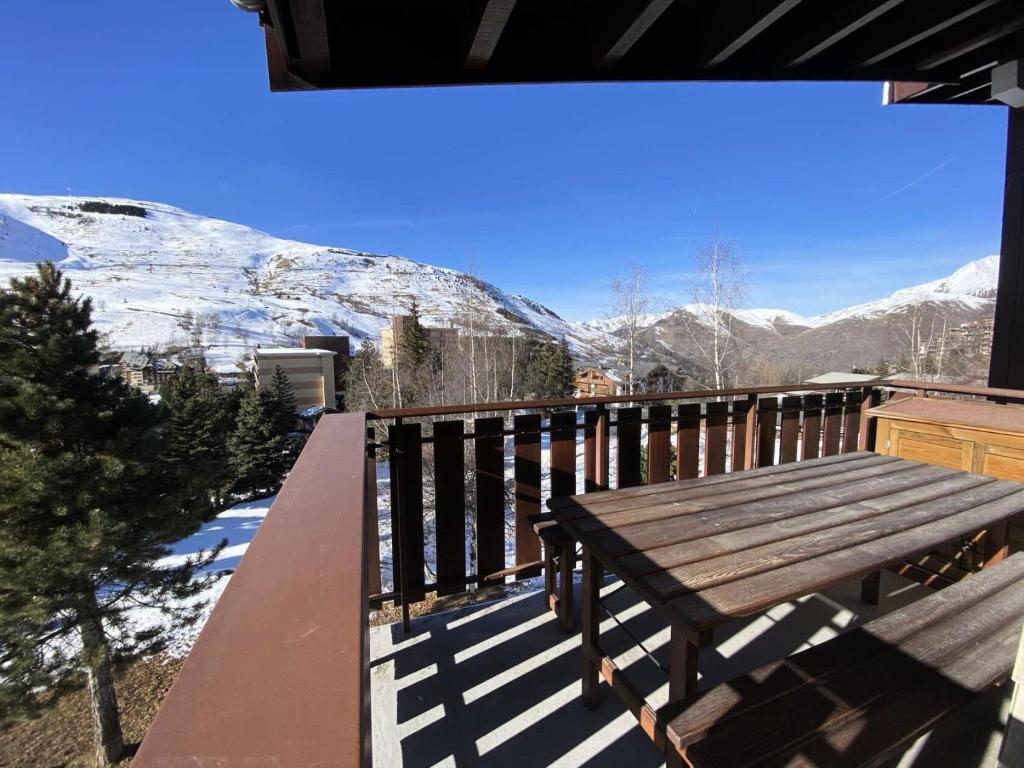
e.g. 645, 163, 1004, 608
128, 495, 274, 658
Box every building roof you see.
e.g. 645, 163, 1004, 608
805, 371, 880, 385
246, 1, 1022, 105
119, 350, 181, 371
255, 347, 337, 358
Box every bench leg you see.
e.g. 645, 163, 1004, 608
544, 544, 556, 607
861, 571, 881, 606
559, 543, 574, 633
582, 547, 602, 709
984, 522, 1010, 568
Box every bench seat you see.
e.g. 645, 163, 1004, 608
660, 552, 1024, 768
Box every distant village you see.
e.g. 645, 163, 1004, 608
100, 313, 997, 416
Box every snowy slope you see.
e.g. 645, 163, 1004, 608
0, 194, 610, 370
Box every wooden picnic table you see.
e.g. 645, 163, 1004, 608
547, 450, 1024, 720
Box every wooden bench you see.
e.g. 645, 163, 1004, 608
657, 552, 1024, 768
530, 512, 574, 632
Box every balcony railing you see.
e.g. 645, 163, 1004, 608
134, 380, 1024, 767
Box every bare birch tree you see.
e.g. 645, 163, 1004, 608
685, 233, 747, 390
894, 300, 948, 379
609, 265, 653, 395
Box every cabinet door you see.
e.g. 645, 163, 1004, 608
979, 444, 1024, 482
890, 426, 974, 471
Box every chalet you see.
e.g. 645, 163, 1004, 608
574, 367, 622, 397
118, 351, 181, 392
805, 371, 881, 386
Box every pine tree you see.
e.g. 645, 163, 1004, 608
0, 263, 221, 766
269, 365, 304, 463
530, 337, 576, 399
552, 338, 575, 397
401, 301, 430, 371
227, 366, 301, 499
269, 365, 298, 432
160, 363, 233, 515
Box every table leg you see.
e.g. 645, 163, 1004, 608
666, 625, 699, 767
860, 571, 881, 606
668, 624, 699, 702
582, 546, 602, 709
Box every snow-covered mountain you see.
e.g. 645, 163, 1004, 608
0, 194, 609, 370
0, 192, 999, 378
577, 256, 999, 339
814, 256, 998, 325
633, 255, 999, 376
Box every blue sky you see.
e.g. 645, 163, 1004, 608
0, 2, 1008, 321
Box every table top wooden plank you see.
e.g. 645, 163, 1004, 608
569, 455, 904, 532
617, 471, 994, 579
665, 485, 1024, 631
578, 463, 956, 558
548, 454, 876, 514
553, 452, 1024, 636
640, 479, 1015, 601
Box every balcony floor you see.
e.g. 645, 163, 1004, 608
370, 572, 1013, 767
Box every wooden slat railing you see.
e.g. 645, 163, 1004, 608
367, 382, 888, 618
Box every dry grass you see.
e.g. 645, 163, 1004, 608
0, 656, 182, 768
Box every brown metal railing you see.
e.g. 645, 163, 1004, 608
135, 413, 373, 768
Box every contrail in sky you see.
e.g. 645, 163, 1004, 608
861, 155, 959, 209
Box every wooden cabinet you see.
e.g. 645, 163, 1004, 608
868, 396, 1024, 581
870, 397, 1024, 479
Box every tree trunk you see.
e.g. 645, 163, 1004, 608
79, 601, 124, 767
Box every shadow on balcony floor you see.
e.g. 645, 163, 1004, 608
370, 572, 1013, 767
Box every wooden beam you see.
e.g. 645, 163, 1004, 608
859, 0, 1003, 68
989, 107, 1024, 390
949, 80, 996, 100
886, 80, 934, 103
466, 0, 517, 70
890, 65, 996, 104
919, 16, 1024, 71
601, 0, 675, 67
787, 0, 908, 68
289, 0, 331, 75
705, 0, 803, 68
264, 24, 315, 92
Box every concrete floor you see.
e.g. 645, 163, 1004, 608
370, 572, 1014, 768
